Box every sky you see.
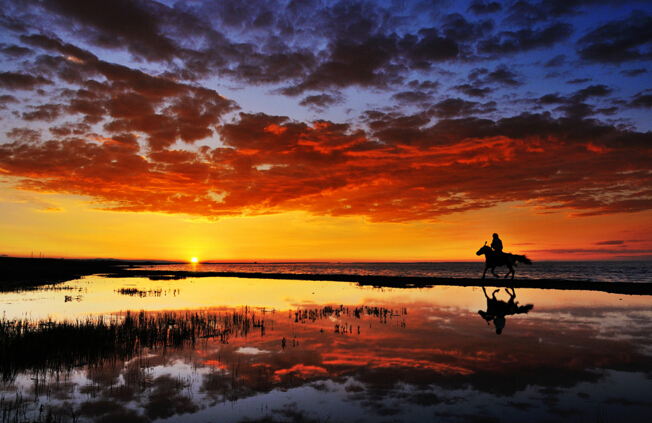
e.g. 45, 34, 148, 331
1, 0, 651, 262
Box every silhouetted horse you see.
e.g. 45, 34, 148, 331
476, 242, 532, 279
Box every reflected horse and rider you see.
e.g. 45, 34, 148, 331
478, 287, 534, 334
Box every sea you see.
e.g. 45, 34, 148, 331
139, 260, 652, 283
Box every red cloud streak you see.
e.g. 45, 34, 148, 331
1, 109, 651, 222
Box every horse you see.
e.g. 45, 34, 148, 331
476, 242, 532, 279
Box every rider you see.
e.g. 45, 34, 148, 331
492, 233, 513, 265
491, 233, 503, 253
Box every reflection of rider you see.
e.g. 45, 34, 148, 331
478, 287, 534, 335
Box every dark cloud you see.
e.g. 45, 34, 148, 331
5, 127, 41, 143
278, 22, 459, 95
468, 0, 503, 15
470, 65, 522, 87
453, 84, 493, 98
49, 122, 92, 137
20, 34, 99, 63
391, 90, 433, 105
11, 36, 239, 150
22, 104, 61, 122
555, 102, 594, 119
566, 78, 591, 85
478, 22, 574, 55
0, 44, 33, 58
537, 85, 614, 118
545, 54, 566, 68
572, 84, 612, 102
630, 93, 652, 109
503, 0, 612, 26
299, 93, 342, 110
593, 240, 624, 246
538, 93, 565, 105
576, 12, 652, 64
0, 71, 53, 90
281, 34, 402, 95
619, 68, 648, 77
505, 0, 549, 26
144, 375, 199, 420
78, 399, 147, 423
407, 79, 441, 91
430, 98, 494, 118
0, 94, 19, 109
44, 0, 179, 62
199, 0, 278, 30
406, 28, 460, 66
441, 13, 494, 43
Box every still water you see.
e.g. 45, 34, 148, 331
1, 275, 651, 423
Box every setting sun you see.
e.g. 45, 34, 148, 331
191, 257, 198, 263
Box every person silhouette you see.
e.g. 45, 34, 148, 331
491, 233, 503, 253
492, 233, 515, 266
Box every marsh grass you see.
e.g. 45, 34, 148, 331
0, 309, 266, 384
114, 287, 180, 297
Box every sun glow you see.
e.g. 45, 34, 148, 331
191, 257, 198, 263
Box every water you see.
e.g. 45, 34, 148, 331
143, 260, 652, 283
1, 273, 651, 423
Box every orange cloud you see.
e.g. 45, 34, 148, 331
1, 110, 651, 223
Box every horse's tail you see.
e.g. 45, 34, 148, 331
515, 255, 532, 265
515, 304, 534, 314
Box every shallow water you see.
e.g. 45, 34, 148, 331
142, 260, 652, 283
1, 275, 651, 423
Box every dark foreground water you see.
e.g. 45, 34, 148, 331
147, 260, 652, 283
1, 275, 651, 423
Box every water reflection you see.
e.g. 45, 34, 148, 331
478, 287, 534, 334
1, 279, 651, 423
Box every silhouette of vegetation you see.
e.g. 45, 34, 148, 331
0, 309, 267, 384
114, 287, 180, 297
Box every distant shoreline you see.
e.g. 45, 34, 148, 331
1, 257, 651, 296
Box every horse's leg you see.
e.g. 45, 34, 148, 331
482, 267, 488, 279
491, 267, 499, 278
504, 264, 514, 279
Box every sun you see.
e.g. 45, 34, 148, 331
190, 257, 198, 263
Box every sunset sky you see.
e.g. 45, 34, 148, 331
1, 0, 651, 262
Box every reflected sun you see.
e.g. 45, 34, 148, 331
191, 257, 198, 263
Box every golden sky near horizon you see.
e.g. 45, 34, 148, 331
1, 0, 651, 261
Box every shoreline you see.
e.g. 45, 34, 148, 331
1, 257, 651, 296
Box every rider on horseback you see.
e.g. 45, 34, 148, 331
491, 233, 503, 253
492, 233, 513, 266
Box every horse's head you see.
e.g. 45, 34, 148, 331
476, 242, 491, 256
